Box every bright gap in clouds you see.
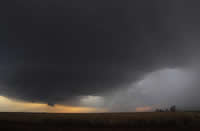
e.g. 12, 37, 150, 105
80, 95, 104, 107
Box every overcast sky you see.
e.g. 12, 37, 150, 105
0, 0, 200, 112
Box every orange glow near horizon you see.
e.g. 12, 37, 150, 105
136, 106, 152, 112
0, 96, 107, 113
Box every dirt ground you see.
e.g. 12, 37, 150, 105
0, 112, 200, 130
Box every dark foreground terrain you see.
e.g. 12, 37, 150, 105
0, 112, 200, 130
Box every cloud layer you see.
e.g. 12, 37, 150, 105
0, 0, 200, 111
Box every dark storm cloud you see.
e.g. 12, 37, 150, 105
1, 0, 200, 107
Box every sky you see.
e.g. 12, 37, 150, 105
0, 0, 200, 112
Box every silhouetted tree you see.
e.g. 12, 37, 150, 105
170, 105, 176, 112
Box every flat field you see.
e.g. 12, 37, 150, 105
0, 112, 200, 130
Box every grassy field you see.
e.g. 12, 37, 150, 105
0, 112, 200, 130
